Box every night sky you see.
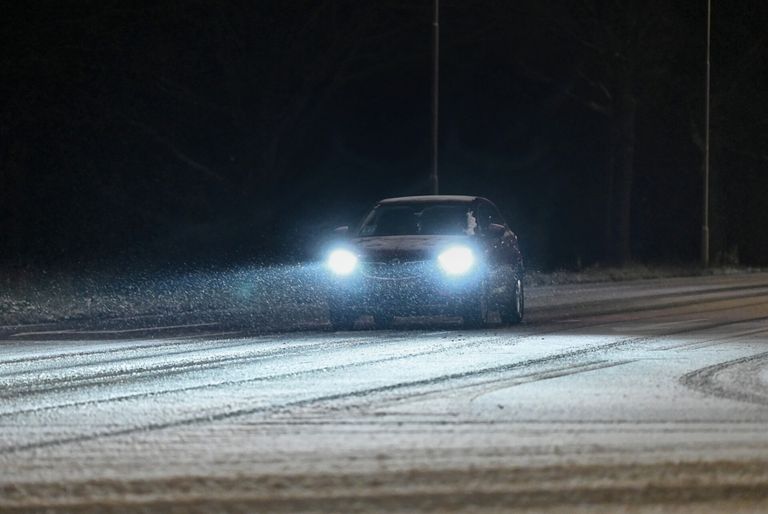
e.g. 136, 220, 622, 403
2, 1, 767, 270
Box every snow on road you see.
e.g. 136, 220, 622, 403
3, 273, 768, 512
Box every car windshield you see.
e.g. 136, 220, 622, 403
358, 203, 477, 237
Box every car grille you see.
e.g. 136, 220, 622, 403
363, 261, 429, 280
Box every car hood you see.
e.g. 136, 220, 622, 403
352, 235, 472, 262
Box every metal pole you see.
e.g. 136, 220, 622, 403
430, 0, 440, 195
702, 0, 711, 266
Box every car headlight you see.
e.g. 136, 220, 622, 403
437, 246, 475, 275
327, 249, 358, 275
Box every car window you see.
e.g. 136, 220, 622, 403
358, 203, 475, 237
419, 205, 468, 235
477, 200, 505, 230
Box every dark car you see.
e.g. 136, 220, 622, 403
324, 195, 524, 329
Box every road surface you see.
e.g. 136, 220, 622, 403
3, 273, 768, 512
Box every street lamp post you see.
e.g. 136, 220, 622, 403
702, 0, 711, 266
430, 0, 440, 195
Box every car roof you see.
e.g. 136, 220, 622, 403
378, 195, 483, 204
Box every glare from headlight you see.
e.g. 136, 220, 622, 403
328, 249, 358, 275
437, 246, 475, 275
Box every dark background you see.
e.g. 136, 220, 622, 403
2, 1, 767, 271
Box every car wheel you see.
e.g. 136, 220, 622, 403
501, 277, 524, 325
462, 289, 490, 329
373, 312, 394, 329
328, 307, 357, 331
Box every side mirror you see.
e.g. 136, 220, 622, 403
333, 225, 350, 236
486, 223, 506, 238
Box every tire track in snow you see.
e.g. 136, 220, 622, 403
681, 351, 768, 407
3, 281, 767, 366
4, 314, 768, 454
0, 331, 454, 398
6, 288, 767, 399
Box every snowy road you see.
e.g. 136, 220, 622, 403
3, 273, 768, 512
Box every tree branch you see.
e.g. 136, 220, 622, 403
125, 118, 230, 185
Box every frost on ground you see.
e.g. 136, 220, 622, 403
4, 461, 768, 513
0, 264, 328, 327
525, 263, 762, 286
0, 263, 762, 328
2, 274, 768, 512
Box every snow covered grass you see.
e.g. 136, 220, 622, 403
525, 264, 764, 287
0, 263, 763, 326
0, 264, 328, 326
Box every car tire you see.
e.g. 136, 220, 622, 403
501, 277, 524, 325
462, 289, 490, 329
328, 307, 357, 331
373, 313, 394, 329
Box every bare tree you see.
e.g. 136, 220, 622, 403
506, 0, 674, 264
688, 4, 768, 263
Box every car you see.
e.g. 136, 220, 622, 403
324, 195, 524, 329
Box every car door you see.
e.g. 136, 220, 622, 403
476, 199, 523, 277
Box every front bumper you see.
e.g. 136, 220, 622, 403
327, 260, 485, 316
